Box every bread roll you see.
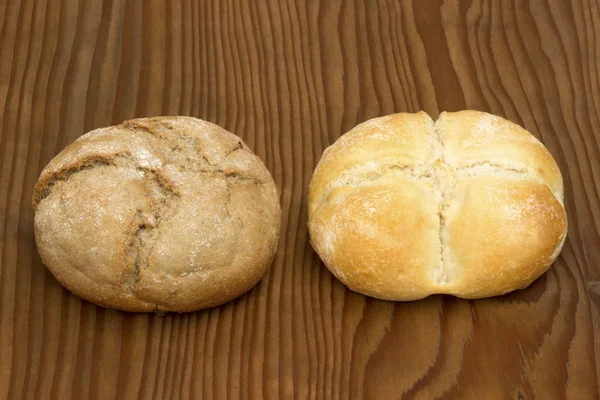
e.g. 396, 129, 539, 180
308, 111, 567, 300
32, 116, 281, 313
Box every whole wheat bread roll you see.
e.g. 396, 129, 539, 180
308, 110, 567, 300
32, 116, 281, 313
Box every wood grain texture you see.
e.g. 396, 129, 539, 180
1, 0, 599, 398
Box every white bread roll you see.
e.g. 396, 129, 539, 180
308, 111, 567, 300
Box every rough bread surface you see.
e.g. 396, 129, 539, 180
32, 116, 281, 313
308, 110, 567, 300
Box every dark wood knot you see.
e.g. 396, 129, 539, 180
587, 281, 600, 302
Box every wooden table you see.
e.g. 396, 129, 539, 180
1, 0, 599, 398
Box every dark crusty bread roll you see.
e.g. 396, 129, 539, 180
32, 116, 281, 313
308, 110, 567, 300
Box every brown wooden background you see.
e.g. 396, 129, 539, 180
1, 0, 599, 398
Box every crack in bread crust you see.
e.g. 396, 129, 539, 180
313, 158, 542, 213
123, 169, 181, 294
225, 141, 246, 157
313, 161, 435, 211
32, 154, 127, 207
432, 123, 450, 284
123, 121, 264, 184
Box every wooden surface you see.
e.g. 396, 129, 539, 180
1, 0, 599, 398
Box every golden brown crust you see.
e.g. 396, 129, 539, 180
443, 177, 567, 298
437, 110, 564, 200
308, 110, 567, 300
33, 116, 281, 313
308, 112, 437, 214
309, 176, 441, 300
